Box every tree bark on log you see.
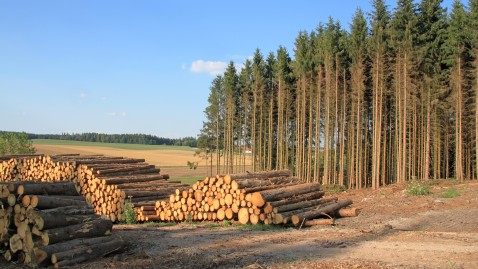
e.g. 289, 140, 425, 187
267, 191, 325, 208
17, 182, 79, 196
33, 236, 115, 265
226, 170, 291, 181
42, 218, 112, 245
291, 199, 353, 226
31, 196, 90, 209
250, 183, 322, 207
51, 237, 124, 267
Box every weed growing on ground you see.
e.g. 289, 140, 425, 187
123, 198, 137, 224
322, 184, 347, 195
407, 179, 430, 196
440, 187, 460, 198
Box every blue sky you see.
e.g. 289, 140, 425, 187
0, 0, 453, 138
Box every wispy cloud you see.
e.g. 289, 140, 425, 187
190, 60, 227, 76
80, 92, 87, 98
107, 112, 126, 117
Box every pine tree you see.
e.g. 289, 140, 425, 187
348, 9, 368, 188
369, 0, 390, 188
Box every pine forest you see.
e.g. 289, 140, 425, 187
199, 0, 478, 188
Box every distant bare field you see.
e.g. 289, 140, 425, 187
34, 143, 252, 179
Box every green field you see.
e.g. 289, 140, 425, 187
32, 139, 196, 151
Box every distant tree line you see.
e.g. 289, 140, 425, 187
200, 0, 478, 188
0, 132, 36, 155
26, 132, 198, 147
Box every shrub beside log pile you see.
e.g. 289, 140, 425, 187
0, 181, 124, 268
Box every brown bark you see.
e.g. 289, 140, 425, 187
291, 199, 353, 226
17, 182, 79, 196
42, 218, 113, 245
250, 183, 322, 207
51, 237, 124, 267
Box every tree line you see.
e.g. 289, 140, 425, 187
25, 132, 198, 147
199, 0, 478, 188
0, 132, 36, 155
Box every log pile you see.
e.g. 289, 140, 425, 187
136, 170, 358, 226
0, 181, 124, 268
0, 154, 182, 222
0, 155, 76, 182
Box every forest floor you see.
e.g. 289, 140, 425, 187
4, 179, 476, 269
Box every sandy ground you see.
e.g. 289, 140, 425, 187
2, 180, 476, 269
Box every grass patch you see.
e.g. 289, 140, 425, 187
440, 187, 460, 198
174, 177, 203, 185
407, 179, 430, 196
139, 221, 176, 227
322, 184, 347, 195
32, 139, 196, 151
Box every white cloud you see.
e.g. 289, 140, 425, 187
101, 97, 107, 101
107, 112, 126, 117
80, 92, 87, 98
190, 60, 227, 76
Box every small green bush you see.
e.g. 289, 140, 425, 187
440, 187, 459, 198
407, 179, 430, 196
123, 199, 137, 224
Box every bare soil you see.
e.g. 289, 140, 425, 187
3, 180, 477, 269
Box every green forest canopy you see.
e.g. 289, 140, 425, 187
200, 0, 478, 189
1, 131, 198, 148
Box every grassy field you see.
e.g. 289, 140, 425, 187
33, 139, 196, 151
33, 139, 252, 181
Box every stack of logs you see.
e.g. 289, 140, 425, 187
136, 170, 358, 226
0, 155, 76, 182
0, 154, 182, 222
0, 181, 124, 268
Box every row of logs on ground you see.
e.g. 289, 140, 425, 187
0, 181, 124, 268
135, 170, 359, 226
0, 154, 186, 222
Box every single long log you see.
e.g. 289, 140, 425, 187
226, 170, 291, 182
301, 218, 335, 226
17, 182, 79, 196
51, 237, 124, 265
42, 218, 113, 245
33, 236, 115, 265
31, 196, 90, 209
243, 181, 302, 194
291, 199, 353, 226
28, 209, 100, 230
76, 158, 145, 165
94, 168, 160, 177
336, 207, 361, 217
250, 183, 322, 207
268, 191, 326, 208
273, 196, 327, 213
100, 175, 170, 185
96, 164, 155, 175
